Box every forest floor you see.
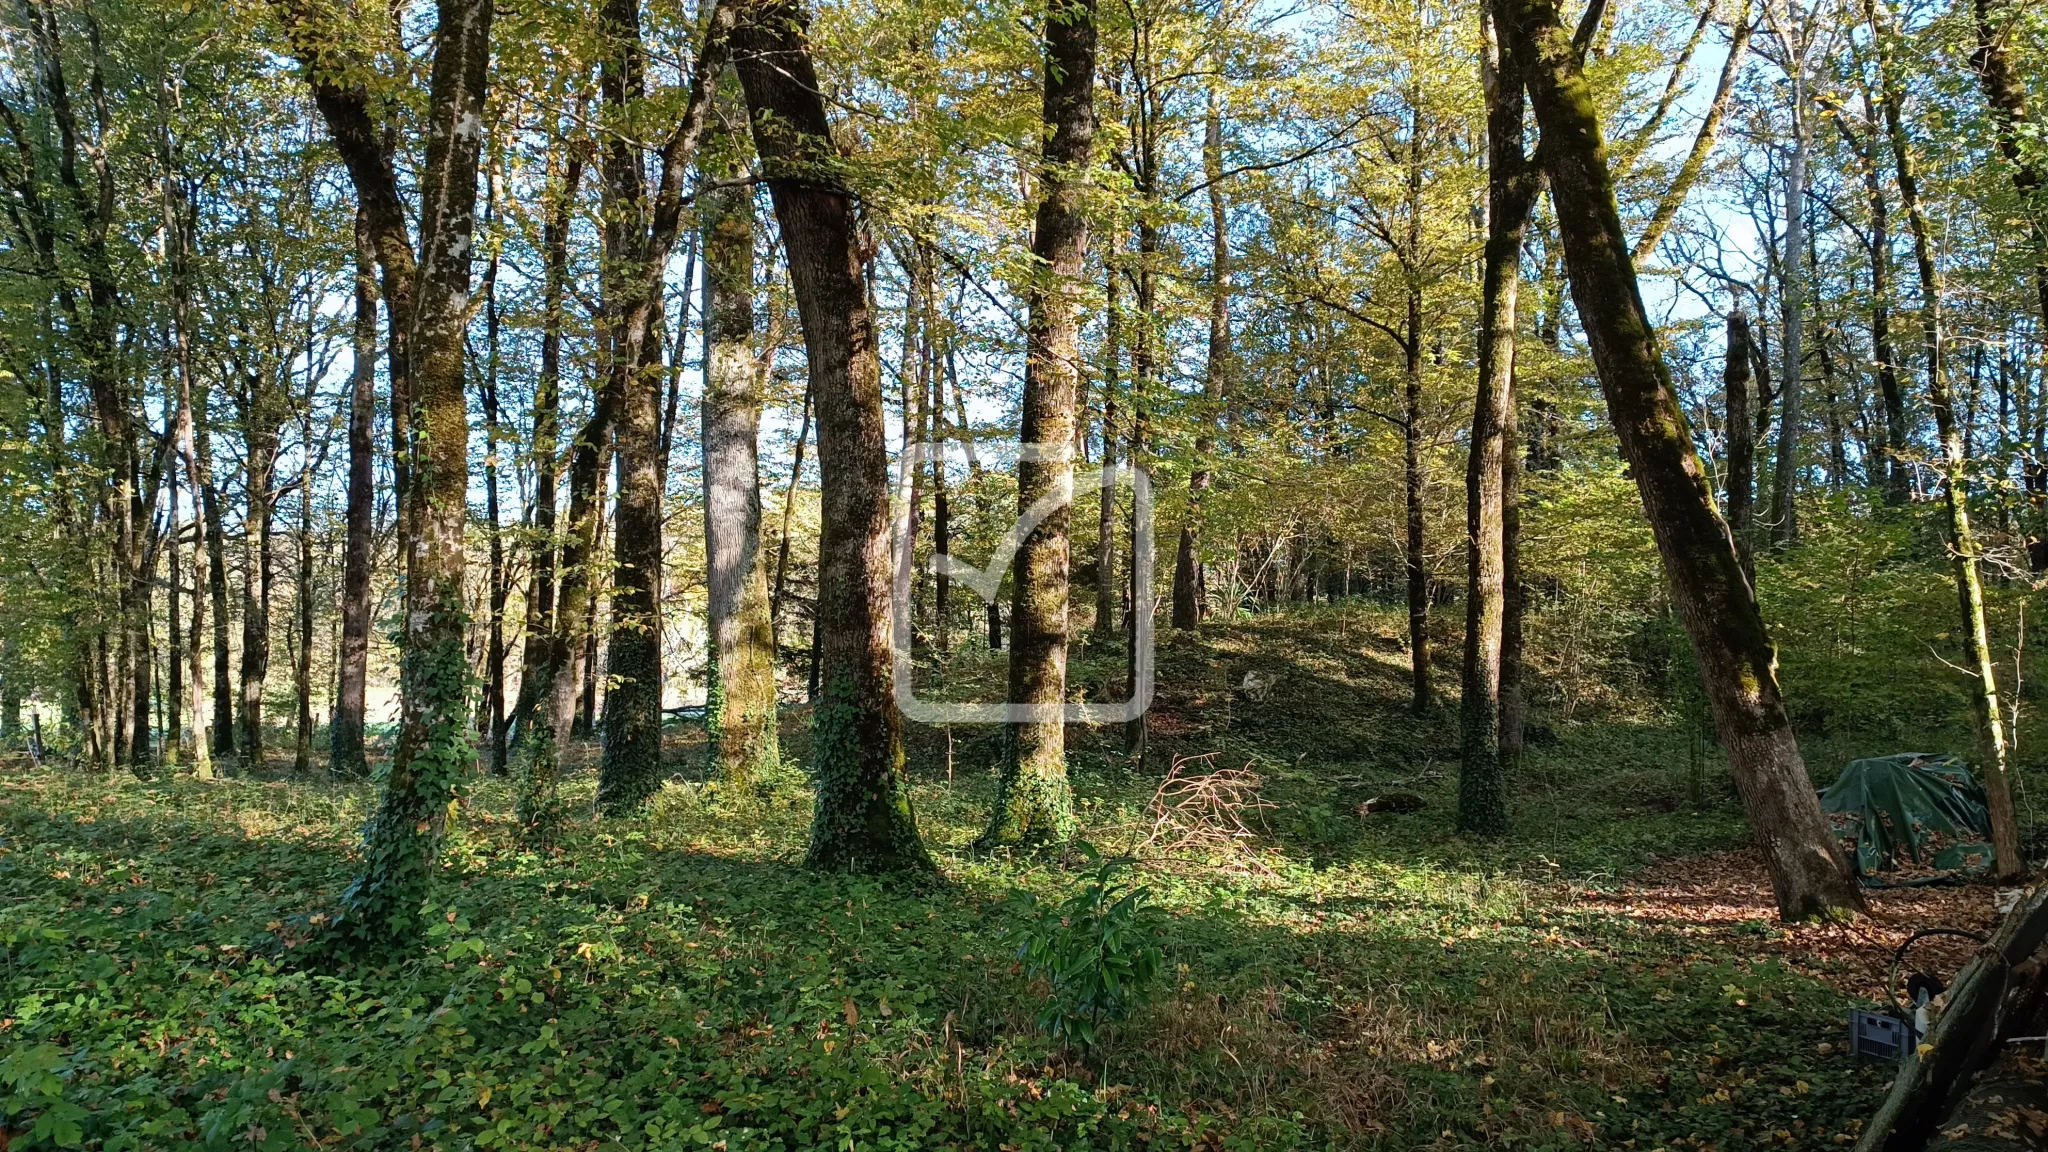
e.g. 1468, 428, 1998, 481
0, 600, 2015, 1150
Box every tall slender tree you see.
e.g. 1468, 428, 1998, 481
979, 0, 1096, 848
592, 0, 729, 816
1457, 0, 1539, 836
1871, 0, 2021, 881
332, 208, 377, 776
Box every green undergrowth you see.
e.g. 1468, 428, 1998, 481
0, 603, 1958, 1150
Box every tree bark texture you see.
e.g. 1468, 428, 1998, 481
701, 103, 782, 789
1458, 2, 1538, 836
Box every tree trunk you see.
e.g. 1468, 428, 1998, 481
202, 424, 233, 759
336, 0, 493, 945
1768, 54, 1810, 547
333, 207, 377, 776
1095, 257, 1119, 644
1172, 87, 1225, 633
294, 410, 316, 775
1500, 370, 1527, 764
930, 340, 951, 653
163, 175, 212, 777
1873, 0, 2021, 882
1972, 0, 2048, 339
167, 461, 184, 766
1503, 0, 1863, 919
734, 0, 930, 872
1724, 311, 1756, 577
593, 0, 728, 816
505, 141, 585, 799
481, 216, 509, 779
1125, 223, 1155, 759
594, 0, 667, 815
979, 0, 1095, 848
701, 99, 781, 788
1403, 123, 1431, 715
770, 380, 812, 635
509, 141, 583, 765
1458, 1, 1538, 836
239, 420, 276, 766
1842, 97, 1911, 506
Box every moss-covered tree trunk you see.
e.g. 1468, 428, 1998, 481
1502, 0, 1862, 920
1499, 372, 1526, 765
979, 0, 1096, 848
1458, 1, 1538, 836
734, 0, 930, 872
336, 0, 492, 943
701, 98, 781, 789
1874, 0, 2021, 881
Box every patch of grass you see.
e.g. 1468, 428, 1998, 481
1, 603, 1906, 1150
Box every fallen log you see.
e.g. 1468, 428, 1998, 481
1858, 885, 2048, 1151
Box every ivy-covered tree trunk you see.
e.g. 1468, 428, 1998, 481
593, 0, 666, 815
1503, 0, 1863, 920
734, 0, 931, 872
700, 101, 781, 789
332, 208, 377, 777
979, 0, 1095, 849
1458, 2, 1537, 837
336, 0, 492, 944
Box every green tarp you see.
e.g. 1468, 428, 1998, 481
1819, 753, 1995, 884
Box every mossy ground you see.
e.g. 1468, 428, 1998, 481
1, 600, 2006, 1150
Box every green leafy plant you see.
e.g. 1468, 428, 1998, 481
1007, 843, 1163, 1048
